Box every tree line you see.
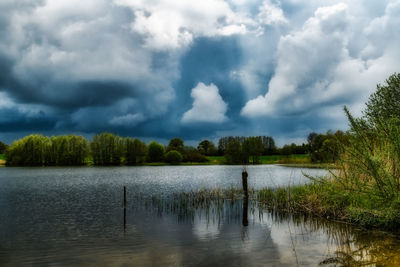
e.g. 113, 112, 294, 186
3, 134, 209, 166
2, 131, 348, 166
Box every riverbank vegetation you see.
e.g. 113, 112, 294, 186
258, 73, 400, 230
2, 133, 332, 167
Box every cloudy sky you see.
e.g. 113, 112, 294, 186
0, 0, 399, 145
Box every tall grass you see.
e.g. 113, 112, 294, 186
257, 107, 400, 229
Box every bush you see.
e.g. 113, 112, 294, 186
165, 150, 183, 164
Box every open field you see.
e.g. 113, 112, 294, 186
0, 154, 5, 166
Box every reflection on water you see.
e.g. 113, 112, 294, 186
0, 166, 399, 266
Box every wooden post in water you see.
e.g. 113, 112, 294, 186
242, 169, 249, 226
242, 170, 248, 197
123, 186, 127, 207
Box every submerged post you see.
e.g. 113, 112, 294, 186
242, 169, 249, 226
123, 186, 127, 232
124, 186, 127, 207
242, 195, 248, 226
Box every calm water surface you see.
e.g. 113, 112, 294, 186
0, 165, 399, 266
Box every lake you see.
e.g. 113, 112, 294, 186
0, 165, 399, 266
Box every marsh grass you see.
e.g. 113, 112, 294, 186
255, 104, 400, 230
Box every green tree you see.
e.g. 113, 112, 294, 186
0, 140, 7, 154
147, 141, 165, 162
246, 136, 263, 164
5, 134, 49, 166
165, 150, 183, 164
125, 138, 147, 165
91, 133, 124, 166
280, 145, 292, 159
183, 146, 208, 162
197, 140, 217, 156
167, 138, 184, 153
225, 139, 248, 164
262, 136, 277, 155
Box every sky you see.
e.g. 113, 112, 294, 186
0, 0, 400, 146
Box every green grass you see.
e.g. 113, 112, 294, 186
0, 154, 5, 161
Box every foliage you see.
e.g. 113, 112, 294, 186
197, 140, 217, 156
261, 136, 277, 155
164, 150, 183, 164
257, 73, 400, 230
167, 138, 184, 154
307, 131, 347, 163
365, 73, 400, 124
244, 136, 264, 164
0, 140, 7, 154
147, 141, 165, 162
91, 133, 124, 166
6, 134, 88, 166
183, 146, 208, 162
225, 138, 248, 164
125, 138, 147, 165
218, 135, 276, 156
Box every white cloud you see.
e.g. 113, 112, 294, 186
241, 2, 400, 118
258, 0, 288, 26
181, 83, 228, 124
115, 0, 258, 50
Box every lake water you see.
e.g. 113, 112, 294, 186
0, 165, 399, 266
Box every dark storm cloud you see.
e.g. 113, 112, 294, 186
1, 0, 400, 145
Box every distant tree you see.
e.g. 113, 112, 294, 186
147, 141, 165, 162
262, 136, 277, 155
197, 140, 217, 156
125, 138, 147, 165
165, 150, 183, 164
183, 146, 208, 162
225, 139, 248, 164
306, 130, 348, 163
218, 137, 230, 155
167, 138, 184, 154
91, 133, 124, 166
5, 135, 47, 166
280, 145, 292, 158
245, 136, 263, 164
0, 140, 7, 154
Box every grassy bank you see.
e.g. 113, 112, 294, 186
37, 154, 314, 167
205, 154, 311, 165
257, 179, 400, 230
1, 153, 322, 167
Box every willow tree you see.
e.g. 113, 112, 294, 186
90, 133, 125, 166
125, 138, 147, 165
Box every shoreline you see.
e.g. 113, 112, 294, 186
0, 162, 328, 168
